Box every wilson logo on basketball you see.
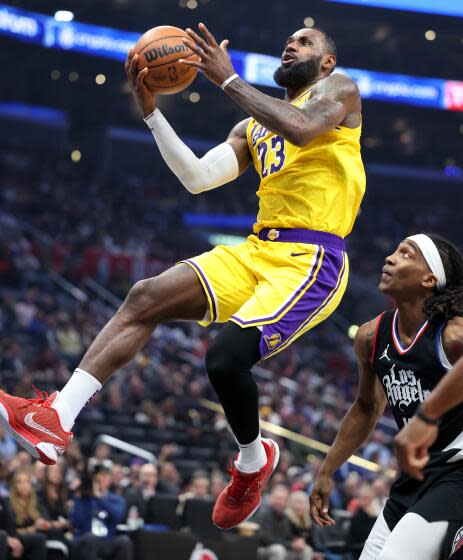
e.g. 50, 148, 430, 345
143, 43, 190, 62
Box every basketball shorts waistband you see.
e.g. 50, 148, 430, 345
257, 228, 346, 250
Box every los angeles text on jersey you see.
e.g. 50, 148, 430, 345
382, 362, 430, 424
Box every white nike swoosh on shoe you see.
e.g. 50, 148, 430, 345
24, 413, 63, 442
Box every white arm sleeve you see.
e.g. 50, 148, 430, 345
144, 109, 239, 194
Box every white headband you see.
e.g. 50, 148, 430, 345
407, 234, 446, 291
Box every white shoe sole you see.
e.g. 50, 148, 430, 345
0, 402, 57, 463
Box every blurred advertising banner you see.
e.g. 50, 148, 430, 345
0, 3, 462, 112
326, 0, 463, 17
444, 82, 463, 112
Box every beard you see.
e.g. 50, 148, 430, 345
273, 56, 322, 89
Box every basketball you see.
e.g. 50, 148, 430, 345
134, 26, 200, 95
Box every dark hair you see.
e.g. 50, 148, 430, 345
423, 234, 463, 323
311, 27, 337, 59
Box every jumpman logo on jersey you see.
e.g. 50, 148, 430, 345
380, 344, 391, 362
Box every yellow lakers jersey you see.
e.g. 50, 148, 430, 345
246, 87, 366, 238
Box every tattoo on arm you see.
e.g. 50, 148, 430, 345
223, 74, 360, 146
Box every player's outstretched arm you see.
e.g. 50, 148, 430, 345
310, 318, 386, 527
125, 49, 251, 194
180, 24, 360, 147
394, 317, 463, 480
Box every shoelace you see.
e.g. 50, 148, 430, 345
17, 385, 52, 409
227, 462, 259, 500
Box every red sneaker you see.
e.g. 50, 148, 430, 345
0, 388, 72, 465
212, 438, 280, 530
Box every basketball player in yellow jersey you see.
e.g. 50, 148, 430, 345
0, 25, 364, 530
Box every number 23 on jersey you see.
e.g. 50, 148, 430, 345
257, 136, 286, 178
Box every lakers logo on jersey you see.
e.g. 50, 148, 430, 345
267, 229, 280, 241
264, 333, 282, 350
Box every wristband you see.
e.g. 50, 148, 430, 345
144, 108, 161, 127
415, 403, 441, 426
221, 73, 239, 90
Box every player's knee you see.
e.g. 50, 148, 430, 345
122, 277, 161, 322
206, 325, 261, 384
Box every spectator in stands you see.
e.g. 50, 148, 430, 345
0, 426, 17, 461
210, 470, 226, 501
88, 443, 113, 473
180, 471, 211, 502
134, 400, 168, 429
13, 288, 39, 332
0, 461, 9, 498
286, 491, 321, 560
0, 494, 46, 560
341, 473, 360, 511
9, 470, 50, 534
31, 462, 46, 490
348, 484, 380, 559
8, 451, 33, 475
257, 485, 314, 560
126, 459, 143, 491
55, 315, 83, 368
124, 463, 174, 520
362, 431, 392, 469
110, 464, 129, 496
63, 440, 85, 489
269, 471, 291, 492
38, 464, 70, 532
70, 464, 133, 560
371, 477, 389, 510
158, 461, 181, 495
278, 450, 295, 478
288, 426, 316, 467
7, 470, 48, 558
0, 341, 24, 375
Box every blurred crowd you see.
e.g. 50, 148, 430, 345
0, 433, 392, 560
1, 146, 461, 289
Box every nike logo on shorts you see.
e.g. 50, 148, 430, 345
290, 252, 310, 257
24, 413, 63, 442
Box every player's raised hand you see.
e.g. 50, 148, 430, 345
180, 23, 236, 87
394, 417, 437, 480
125, 48, 157, 118
310, 474, 336, 527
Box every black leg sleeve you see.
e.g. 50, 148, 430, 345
206, 322, 262, 444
